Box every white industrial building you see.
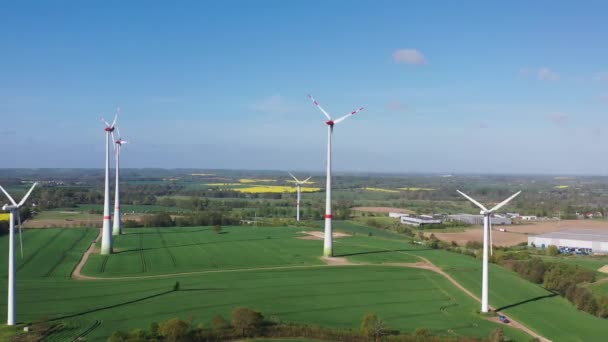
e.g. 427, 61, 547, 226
448, 214, 512, 225
389, 212, 409, 219
400, 215, 442, 227
528, 228, 608, 253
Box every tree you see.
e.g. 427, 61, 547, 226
360, 313, 387, 341
231, 307, 264, 337
158, 318, 190, 342
211, 314, 230, 330
547, 245, 559, 256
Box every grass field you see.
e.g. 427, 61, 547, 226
2, 223, 608, 341
0, 226, 534, 341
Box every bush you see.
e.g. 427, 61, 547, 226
231, 307, 264, 337
211, 314, 230, 330
547, 245, 559, 256
360, 313, 387, 341
158, 318, 190, 341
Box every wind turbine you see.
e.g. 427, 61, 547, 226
288, 172, 312, 221
457, 189, 521, 313
0, 182, 38, 325
308, 94, 364, 257
112, 126, 127, 236
100, 109, 118, 254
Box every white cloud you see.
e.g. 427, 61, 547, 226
537, 67, 560, 81
546, 112, 568, 124
249, 94, 298, 113
392, 49, 427, 65
594, 72, 608, 82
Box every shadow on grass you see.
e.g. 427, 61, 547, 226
114, 237, 275, 254
335, 248, 432, 257
47, 287, 225, 322
122, 228, 211, 235
495, 293, 558, 311
48, 289, 176, 321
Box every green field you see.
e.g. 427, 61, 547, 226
0, 224, 606, 341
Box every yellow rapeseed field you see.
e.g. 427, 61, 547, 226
233, 185, 320, 193
362, 187, 399, 193
286, 180, 316, 184
0, 213, 10, 222
239, 179, 277, 183
205, 183, 243, 186
554, 185, 569, 189
399, 187, 435, 191
191, 173, 215, 176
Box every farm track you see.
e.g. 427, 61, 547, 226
139, 233, 148, 272
18, 229, 67, 272
72, 320, 102, 341
44, 229, 90, 277
98, 256, 109, 273
157, 228, 177, 267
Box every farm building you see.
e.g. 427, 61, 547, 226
389, 212, 408, 218
400, 215, 442, 227
448, 214, 512, 225
528, 228, 608, 253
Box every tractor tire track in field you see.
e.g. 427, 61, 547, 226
139, 233, 148, 272
72, 320, 101, 341
98, 256, 109, 273
17, 229, 67, 272
45, 229, 90, 277
157, 228, 177, 267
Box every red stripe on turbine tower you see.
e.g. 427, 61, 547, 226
325, 214, 333, 219
103, 215, 111, 220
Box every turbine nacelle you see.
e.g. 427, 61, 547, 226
2, 205, 18, 211
105, 127, 115, 132
326, 120, 334, 126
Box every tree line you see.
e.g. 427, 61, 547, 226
107, 306, 510, 342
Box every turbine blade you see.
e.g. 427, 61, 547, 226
0, 185, 18, 206
116, 126, 121, 139
334, 107, 364, 124
112, 132, 117, 150
111, 107, 120, 127
100, 117, 111, 127
18, 182, 38, 207
307, 94, 332, 120
17, 212, 23, 258
302, 176, 312, 184
456, 190, 488, 212
489, 191, 522, 212
288, 172, 299, 183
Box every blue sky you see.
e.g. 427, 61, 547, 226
1, 1, 607, 174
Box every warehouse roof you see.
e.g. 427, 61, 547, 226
532, 228, 608, 243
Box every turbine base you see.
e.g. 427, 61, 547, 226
323, 247, 333, 257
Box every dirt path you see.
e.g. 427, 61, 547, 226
71, 240, 549, 341
383, 257, 550, 342
72, 228, 102, 280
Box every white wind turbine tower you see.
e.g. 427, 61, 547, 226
0, 182, 38, 326
100, 109, 119, 254
288, 172, 312, 221
308, 94, 364, 257
112, 126, 127, 236
457, 189, 521, 313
